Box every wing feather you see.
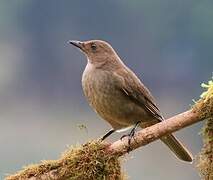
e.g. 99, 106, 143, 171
114, 68, 163, 121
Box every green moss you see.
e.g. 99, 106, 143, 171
195, 78, 213, 180
6, 141, 126, 180
200, 79, 213, 101
193, 77, 213, 120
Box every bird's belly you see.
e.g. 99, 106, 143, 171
95, 90, 148, 128
82, 70, 149, 128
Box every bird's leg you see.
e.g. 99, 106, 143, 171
101, 129, 115, 141
120, 121, 141, 152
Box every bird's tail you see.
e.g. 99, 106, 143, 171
160, 134, 193, 162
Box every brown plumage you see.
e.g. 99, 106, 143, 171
69, 40, 193, 162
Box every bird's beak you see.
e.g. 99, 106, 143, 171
68, 40, 84, 50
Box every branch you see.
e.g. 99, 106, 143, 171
6, 106, 207, 180
108, 108, 201, 155
6, 78, 213, 180
196, 77, 213, 179
196, 117, 213, 180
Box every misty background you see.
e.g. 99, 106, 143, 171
0, 1, 213, 179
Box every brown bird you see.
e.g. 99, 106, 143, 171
69, 40, 193, 162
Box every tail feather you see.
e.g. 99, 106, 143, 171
160, 134, 193, 162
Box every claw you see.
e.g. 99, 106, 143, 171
120, 134, 128, 140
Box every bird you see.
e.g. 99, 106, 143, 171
69, 39, 193, 162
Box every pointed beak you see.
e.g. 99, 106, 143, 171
68, 40, 84, 50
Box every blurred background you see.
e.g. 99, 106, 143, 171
0, 1, 212, 179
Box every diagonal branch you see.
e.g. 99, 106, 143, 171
6, 78, 213, 180
108, 108, 202, 156
6, 106, 206, 180
6, 96, 212, 180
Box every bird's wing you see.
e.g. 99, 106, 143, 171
114, 67, 163, 121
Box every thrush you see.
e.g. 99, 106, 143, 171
69, 40, 193, 162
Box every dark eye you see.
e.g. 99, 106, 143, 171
91, 43, 97, 51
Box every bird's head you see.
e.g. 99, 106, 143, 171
69, 40, 122, 67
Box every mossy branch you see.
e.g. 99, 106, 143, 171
196, 79, 213, 180
5, 78, 213, 180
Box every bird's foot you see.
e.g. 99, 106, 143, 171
126, 129, 135, 152
120, 121, 141, 152
120, 128, 136, 153
120, 128, 135, 140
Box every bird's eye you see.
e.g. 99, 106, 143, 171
91, 43, 97, 51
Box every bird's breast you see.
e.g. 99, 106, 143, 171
82, 64, 147, 127
82, 65, 120, 112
